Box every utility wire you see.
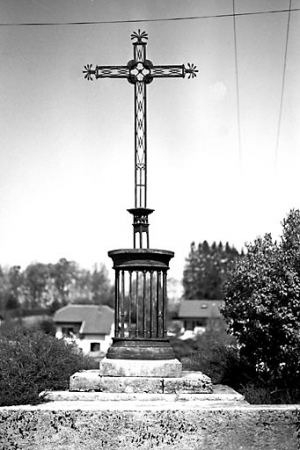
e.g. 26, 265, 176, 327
232, 0, 242, 169
275, 0, 292, 169
0, 8, 299, 27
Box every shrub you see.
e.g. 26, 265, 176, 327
177, 328, 252, 387
221, 209, 300, 402
240, 383, 273, 404
171, 327, 242, 384
169, 336, 200, 361
179, 336, 283, 403
38, 318, 56, 335
0, 324, 95, 406
182, 341, 241, 384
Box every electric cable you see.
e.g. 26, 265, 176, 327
232, 0, 242, 168
274, 0, 292, 168
0, 8, 299, 27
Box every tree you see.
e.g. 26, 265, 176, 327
222, 209, 300, 395
23, 263, 50, 308
0, 266, 24, 311
7, 266, 23, 307
49, 258, 78, 306
183, 240, 241, 299
91, 264, 114, 308
0, 259, 114, 312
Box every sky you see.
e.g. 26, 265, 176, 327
0, 0, 299, 283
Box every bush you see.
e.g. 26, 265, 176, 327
176, 328, 250, 386
178, 335, 287, 404
172, 324, 300, 404
220, 209, 300, 403
0, 325, 95, 406
171, 327, 243, 384
182, 341, 241, 384
169, 336, 200, 361
38, 318, 56, 335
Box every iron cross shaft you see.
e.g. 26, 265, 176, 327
83, 30, 198, 249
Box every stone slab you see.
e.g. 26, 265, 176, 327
100, 357, 182, 377
70, 370, 163, 393
69, 370, 213, 393
164, 371, 213, 394
0, 403, 299, 449
44, 385, 246, 404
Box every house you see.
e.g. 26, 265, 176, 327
53, 304, 114, 358
178, 299, 224, 335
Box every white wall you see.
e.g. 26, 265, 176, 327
55, 324, 114, 356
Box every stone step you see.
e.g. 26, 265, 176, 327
43, 384, 247, 404
2, 402, 298, 449
69, 369, 213, 394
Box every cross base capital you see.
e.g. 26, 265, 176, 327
127, 208, 154, 249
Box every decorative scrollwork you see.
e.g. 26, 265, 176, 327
185, 63, 199, 79
134, 215, 148, 224
131, 29, 148, 43
83, 64, 95, 81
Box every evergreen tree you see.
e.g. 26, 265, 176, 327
183, 240, 241, 299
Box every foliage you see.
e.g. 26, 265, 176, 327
170, 336, 200, 361
38, 318, 57, 335
183, 241, 241, 299
24, 263, 51, 308
91, 264, 114, 308
0, 259, 114, 313
0, 266, 22, 311
174, 330, 291, 404
0, 324, 96, 406
48, 258, 78, 306
182, 341, 245, 386
221, 209, 300, 402
171, 327, 239, 382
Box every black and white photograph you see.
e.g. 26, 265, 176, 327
0, 1, 300, 448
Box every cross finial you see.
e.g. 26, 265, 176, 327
185, 63, 198, 79
131, 30, 148, 43
83, 64, 95, 81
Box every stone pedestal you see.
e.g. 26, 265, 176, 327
99, 357, 182, 378
69, 370, 213, 394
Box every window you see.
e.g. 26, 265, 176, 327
90, 342, 100, 352
62, 327, 74, 337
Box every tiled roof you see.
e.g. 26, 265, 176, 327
178, 300, 223, 319
53, 305, 114, 335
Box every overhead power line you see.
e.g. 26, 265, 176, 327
275, 0, 292, 168
232, 0, 242, 169
0, 8, 299, 27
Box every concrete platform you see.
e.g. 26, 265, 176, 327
69, 369, 213, 393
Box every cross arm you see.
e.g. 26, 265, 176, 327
151, 63, 198, 80
83, 64, 129, 81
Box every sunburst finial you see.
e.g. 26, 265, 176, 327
83, 64, 95, 81
131, 30, 148, 43
185, 63, 199, 79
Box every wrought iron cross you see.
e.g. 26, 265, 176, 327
83, 30, 198, 248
